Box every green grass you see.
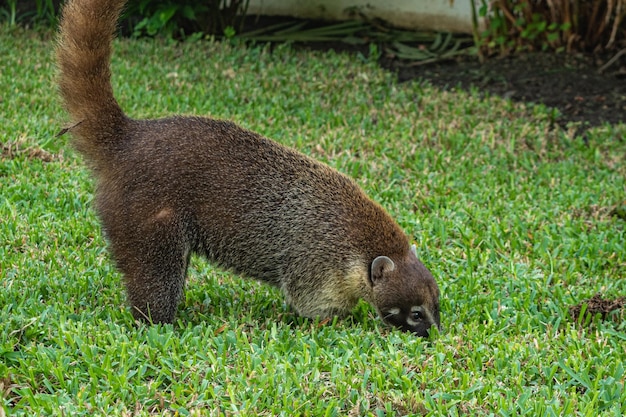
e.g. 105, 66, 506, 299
1, 24, 625, 416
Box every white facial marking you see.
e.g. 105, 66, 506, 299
408, 305, 436, 329
407, 305, 424, 327
388, 308, 400, 315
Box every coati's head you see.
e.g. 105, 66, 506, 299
369, 245, 440, 337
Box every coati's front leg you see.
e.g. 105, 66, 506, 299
105, 208, 190, 324
277, 260, 368, 321
281, 276, 356, 321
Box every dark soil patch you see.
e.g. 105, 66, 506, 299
385, 52, 626, 129
569, 294, 625, 323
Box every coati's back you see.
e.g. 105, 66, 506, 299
57, 0, 441, 335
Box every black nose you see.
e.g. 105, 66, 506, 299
412, 322, 439, 337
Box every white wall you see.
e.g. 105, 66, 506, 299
247, 0, 477, 34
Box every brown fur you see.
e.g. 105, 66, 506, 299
56, 0, 440, 335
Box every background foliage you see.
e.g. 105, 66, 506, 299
0, 0, 249, 37
473, 0, 626, 55
122, 0, 249, 38
1, 0, 624, 55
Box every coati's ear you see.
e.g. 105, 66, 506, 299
410, 244, 417, 256
370, 256, 395, 286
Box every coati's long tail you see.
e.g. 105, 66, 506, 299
56, 0, 127, 164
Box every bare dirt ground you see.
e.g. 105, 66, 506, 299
569, 294, 625, 323
384, 51, 626, 129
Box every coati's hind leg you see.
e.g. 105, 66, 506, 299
105, 208, 190, 324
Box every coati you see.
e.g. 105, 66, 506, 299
56, 0, 441, 336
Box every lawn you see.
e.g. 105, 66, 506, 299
1, 24, 625, 416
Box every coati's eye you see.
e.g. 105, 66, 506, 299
411, 310, 423, 321
407, 306, 427, 326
